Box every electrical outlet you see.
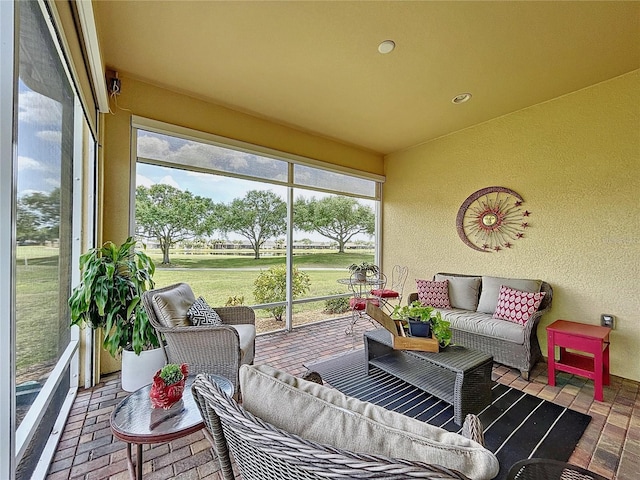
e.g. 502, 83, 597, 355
601, 314, 615, 329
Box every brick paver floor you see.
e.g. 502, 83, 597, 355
46, 316, 639, 479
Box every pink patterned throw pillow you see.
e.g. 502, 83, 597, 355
416, 279, 451, 308
493, 285, 546, 326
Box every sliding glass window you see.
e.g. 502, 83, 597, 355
133, 123, 381, 334
1, 1, 97, 478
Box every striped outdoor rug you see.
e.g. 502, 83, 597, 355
306, 350, 591, 480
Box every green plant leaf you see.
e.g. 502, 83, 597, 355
68, 237, 159, 358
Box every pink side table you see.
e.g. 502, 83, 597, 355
547, 319, 610, 401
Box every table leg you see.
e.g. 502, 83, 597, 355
125, 443, 135, 479
593, 342, 604, 402
365, 333, 394, 374
604, 343, 610, 386
136, 444, 143, 479
345, 311, 358, 335
547, 331, 556, 387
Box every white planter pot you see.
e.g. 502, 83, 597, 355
120, 347, 166, 392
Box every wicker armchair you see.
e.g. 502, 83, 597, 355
142, 283, 256, 395
192, 373, 472, 480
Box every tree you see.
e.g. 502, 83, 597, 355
294, 196, 374, 253
17, 188, 60, 243
216, 190, 286, 259
135, 184, 214, 264
253, 265, 310, 321
17, 202, 40, 244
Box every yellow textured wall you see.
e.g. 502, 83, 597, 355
100, 75, 383, 374
383, 71, 640, 381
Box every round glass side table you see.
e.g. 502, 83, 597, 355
110, 374, 233, 479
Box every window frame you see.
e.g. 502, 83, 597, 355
1, 0, 99, 477
0, 2, 17, 478
131, 117, 384, 331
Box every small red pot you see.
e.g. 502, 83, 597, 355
149, 363, 189, 409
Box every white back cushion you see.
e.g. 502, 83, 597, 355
240, 364, 499, 480
151, 283, 195, 327
476, 276, 542, 314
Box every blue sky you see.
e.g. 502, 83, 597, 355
16, 80, 63, 199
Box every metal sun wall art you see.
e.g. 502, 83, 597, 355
456, 186, 531, 252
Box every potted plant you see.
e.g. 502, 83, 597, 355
68, 237, 164, 391
392, 301, 453, 347
348, 262, 380, 281
149, 363, 188, 409
430, 310, 453, 348
392, 301, 434, 337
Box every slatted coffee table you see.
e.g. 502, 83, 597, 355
364, 328, 493, 425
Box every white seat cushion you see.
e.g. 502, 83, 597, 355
230, 324, 255, 362
439, 308, 525, 344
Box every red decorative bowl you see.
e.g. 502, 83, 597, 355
149, 364, 189, 409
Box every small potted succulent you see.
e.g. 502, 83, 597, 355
348, 262, 379, 281
149, 363, 189, 409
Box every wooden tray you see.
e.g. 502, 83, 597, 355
366, 303, 439, 352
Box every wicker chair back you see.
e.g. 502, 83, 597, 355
142, 283, 256, 395
192, 374, 471, 480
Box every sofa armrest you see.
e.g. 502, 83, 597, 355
522, 281, 553, 341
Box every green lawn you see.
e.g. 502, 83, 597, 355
16, 261, 60, 382
151, 251, 374, 328
153, 268, 351, 307
15, 246, 374, 378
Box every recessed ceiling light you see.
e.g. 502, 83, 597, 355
452, 93, 472, 104
378, 40, 396, 54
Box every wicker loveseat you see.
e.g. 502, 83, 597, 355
192, 365, 500, 480
409, 273, 553, 380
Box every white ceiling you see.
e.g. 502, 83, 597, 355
93, 1, 640, 155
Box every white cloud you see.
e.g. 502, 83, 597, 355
158, 176, 182, 190
36, 130, 62, 143
18, 189, 45, 199
136, 174, 155, 188
167, 142, 250, 171
186, 171, 225, 182
170, 142, 219, 164
44, 178, 60, 188
135, 173, 181, 190
18, 91, 62, 126
137, 136, 171, 159
18, 156, 47, 172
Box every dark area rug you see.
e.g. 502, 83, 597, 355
306, 350, 591, 480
